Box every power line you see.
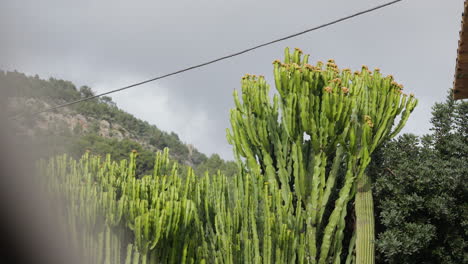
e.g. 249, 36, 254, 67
13, 0, 402, 119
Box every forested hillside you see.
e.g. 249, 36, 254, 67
1, 70, 236, 177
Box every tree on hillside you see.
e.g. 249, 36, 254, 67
79, 85, 95, 98
195, 153, 237, 177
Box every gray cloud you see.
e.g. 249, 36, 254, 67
0, 0, 463, 159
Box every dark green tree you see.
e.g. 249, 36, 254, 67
370, 91, 468, 263
195, 154, 237, 177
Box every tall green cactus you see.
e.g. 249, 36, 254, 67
227, 47, 417, 263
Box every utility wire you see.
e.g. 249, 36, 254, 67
13, 0, 402, 119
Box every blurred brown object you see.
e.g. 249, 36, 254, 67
454, 1, 468, 100
0, 82, 82, 264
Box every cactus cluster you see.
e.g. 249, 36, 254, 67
42, 148, 318, 263
40, 47, 416, 264
41, 149, 204, 263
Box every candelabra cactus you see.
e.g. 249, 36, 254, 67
227, 47, 417, 263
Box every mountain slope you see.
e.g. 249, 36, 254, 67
2, 70, 236, 176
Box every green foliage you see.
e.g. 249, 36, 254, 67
194, 153, 237, 177
70, 133, 156, 176
370, 93, 468, 264
0, 70, 81, 102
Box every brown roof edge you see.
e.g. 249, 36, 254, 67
454, 1, 468, 100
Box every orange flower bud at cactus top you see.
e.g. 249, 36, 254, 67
324, 86, 333, 93
331, 78, 342, 84
341, 87, 349, 94
294, 47, 303, 53
364, 115, 374, 128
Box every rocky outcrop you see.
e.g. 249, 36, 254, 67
8, 97, 158, 152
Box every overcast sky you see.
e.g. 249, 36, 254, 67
0, 0, 463, 160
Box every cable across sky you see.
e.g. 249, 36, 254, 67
13, 0, 403, 119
